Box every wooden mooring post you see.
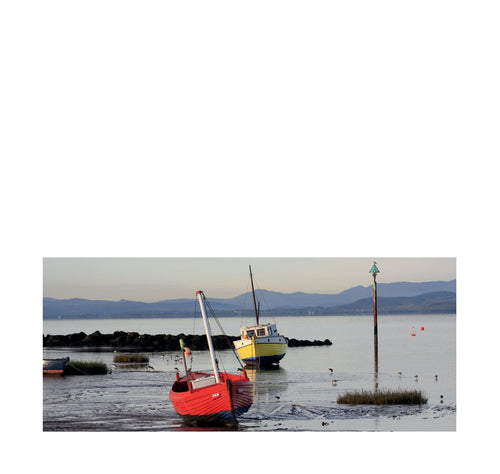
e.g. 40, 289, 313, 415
369, 262, 380, 390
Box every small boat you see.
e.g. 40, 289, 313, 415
169, 290, 253, 427
43, 357, 69, 375
233, 266, 288, 367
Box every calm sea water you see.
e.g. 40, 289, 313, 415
43, 314, 456, 431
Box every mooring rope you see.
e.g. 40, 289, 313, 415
204, 296, 245, 370
66, 362, 92, 376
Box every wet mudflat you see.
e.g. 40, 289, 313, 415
43, 314, 456, 431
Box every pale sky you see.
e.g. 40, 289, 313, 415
43, 257, 456, 302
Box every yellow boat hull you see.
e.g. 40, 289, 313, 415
234, 337, 287, 366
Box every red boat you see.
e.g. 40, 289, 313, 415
170, 371, 253, 427
169, 291, 253, 427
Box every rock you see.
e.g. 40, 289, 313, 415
43, 332, 333, 351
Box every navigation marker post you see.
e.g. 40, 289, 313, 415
369, 262, 380, 390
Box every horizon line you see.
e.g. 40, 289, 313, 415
43, 278, 457, 303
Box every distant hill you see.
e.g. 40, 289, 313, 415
43, 279, 456, 318
227, 280, 456, 308
271, 291, 456, 315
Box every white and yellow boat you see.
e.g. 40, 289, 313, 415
233, 266, 288, 367
234, 322, 287, 366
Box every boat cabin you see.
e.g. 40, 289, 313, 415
240, 323, 279, 339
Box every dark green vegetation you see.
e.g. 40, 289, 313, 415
65, 360, 108, 375
43, 331, 332, 351
113, 353, 149, 363
337, 389, 428, 405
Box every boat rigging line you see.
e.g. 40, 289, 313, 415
202, 294, 246, 371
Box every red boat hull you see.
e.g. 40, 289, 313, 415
169, 371, 253, 427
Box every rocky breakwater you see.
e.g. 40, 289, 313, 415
43, 331, 332, 351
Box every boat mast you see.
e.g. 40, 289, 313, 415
179, 339, 192, 392
196, 290, 220, 384
249, 265, 259, 325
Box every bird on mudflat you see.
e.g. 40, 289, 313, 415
328, 368, 333, 374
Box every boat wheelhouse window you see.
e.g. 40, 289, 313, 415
257, 328, 266, 336
247, 330, 255, 337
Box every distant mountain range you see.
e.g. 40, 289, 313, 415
43, 280, 456, 318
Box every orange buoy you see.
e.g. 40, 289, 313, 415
411, 332, 416, 337
421, 326, 424, 331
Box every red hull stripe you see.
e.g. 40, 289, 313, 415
169, 372, 253, 425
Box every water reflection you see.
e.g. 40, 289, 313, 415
244, 367, 288, 400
